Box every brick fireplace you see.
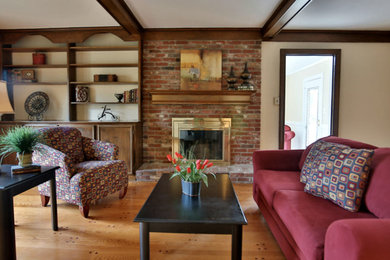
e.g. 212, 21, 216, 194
137, 39, 261, 183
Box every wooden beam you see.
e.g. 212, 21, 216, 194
143, 28, 262, 40
268, 30, 390, 42
97, 0, 143, 35
0, 26, 139, 44
262, 0, 312, 39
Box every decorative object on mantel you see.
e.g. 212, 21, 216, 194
93, 74, 118, 82
238, 62, 254, 91
97, 105, 119, 121
114, 93, 124, 103
32, 52, 46, 65
180, 49, 222, 91
75, 85, 89, 102
0, 126, 42, 168
226, 66, 237, 90
24, 91, 49, 121
167, 152, 215, 196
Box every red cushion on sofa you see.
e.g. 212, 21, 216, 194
364, 148, 390, 218
299, 136, 378, 170
273, 190, 375, 260
254, 170, 304, 205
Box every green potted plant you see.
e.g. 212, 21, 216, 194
167, 152, 215, 196
0, 126, 42, 167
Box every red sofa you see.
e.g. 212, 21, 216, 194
253, 136, 390, 260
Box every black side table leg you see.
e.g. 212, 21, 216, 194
140, 222, 150, 260
0, 191, 16, 260
50, 178, 58, 231
232, 225, 243, 260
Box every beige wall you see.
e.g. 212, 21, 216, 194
261, 42, 390, 149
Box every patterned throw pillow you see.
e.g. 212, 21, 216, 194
300, 140, 349, 184
302, 141, 374, 212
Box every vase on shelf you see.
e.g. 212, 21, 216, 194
226, 66, 237, 90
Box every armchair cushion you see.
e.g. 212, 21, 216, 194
82, 136, 119, 161
38, 127, 84, 164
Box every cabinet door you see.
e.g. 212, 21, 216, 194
97, 125, 133, 174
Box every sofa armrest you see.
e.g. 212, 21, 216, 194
253, 149, 303, 172
33, 143, 75, 178
325, 219, 390, 260
82, 136, 119, 161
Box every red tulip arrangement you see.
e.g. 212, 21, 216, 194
167, 152, 216, 187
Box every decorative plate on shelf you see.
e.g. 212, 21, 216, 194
24, 91, 50, 121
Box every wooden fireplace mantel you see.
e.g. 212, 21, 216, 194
149, 90, 255, 105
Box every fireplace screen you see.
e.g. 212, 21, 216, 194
172, 118, 231, 163
180, 130, 223, 160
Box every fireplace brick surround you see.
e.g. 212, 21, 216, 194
137, 39, 261, 183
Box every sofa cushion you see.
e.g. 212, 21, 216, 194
300, 140, 349, 183
254, 169, 304, 205
302, 141, 374, 212
273, 190, 376, 260
299, 136, 378, 170
364, 148, 390, 218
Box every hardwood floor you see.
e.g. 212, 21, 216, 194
13, 181, 285, 260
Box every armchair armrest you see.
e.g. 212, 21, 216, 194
82, 136, 119, 161
253, 149, 303, 173
33, 143, 75, 178
325, 219, 390, 260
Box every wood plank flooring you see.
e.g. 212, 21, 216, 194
13, 181, 285, 260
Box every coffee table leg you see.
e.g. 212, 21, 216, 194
50, 177, 58, 231
140, 222, 150, 260
0, 191, 16, 260
232, 225, 243, 260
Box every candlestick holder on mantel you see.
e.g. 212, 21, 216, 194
237, 62, 254, 91
226, 66, 237, 90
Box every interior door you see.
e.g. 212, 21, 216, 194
279, 49, 341, 149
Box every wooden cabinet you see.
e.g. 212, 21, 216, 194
0, 122, 142, 174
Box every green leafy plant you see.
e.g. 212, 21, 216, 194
167, 152, 216, 187
0, 126, 42, 162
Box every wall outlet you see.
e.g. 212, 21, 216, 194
274, 97, 280, 105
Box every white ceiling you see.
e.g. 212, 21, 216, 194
0, 0, 389, 30
286, 0, 390, 30
0, 0, 119, 29
125, 0, 281, 28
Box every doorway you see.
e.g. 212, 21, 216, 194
279, 49, 341, 149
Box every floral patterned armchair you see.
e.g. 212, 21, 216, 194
33, 127, 128, 218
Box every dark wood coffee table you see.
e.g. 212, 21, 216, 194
0, 165, 59, 260
134, 173, 247, 260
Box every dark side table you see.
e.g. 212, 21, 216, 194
0, 165, 59, 260
134, 173, 247, 260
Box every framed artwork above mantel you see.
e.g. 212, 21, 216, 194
180, 49, 222, 91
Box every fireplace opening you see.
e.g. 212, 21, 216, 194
180, 130, 223, 160
172, 118, 231, 163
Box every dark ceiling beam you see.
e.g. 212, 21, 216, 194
262, 0, 312, 39
97, 0, 143, 35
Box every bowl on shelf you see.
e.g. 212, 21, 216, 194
114, 93, 124, 103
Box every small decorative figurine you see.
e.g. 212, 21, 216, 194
97, 105, 119, 121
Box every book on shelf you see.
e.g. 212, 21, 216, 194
11, 164, 41, 174
123, 89, 138, 103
